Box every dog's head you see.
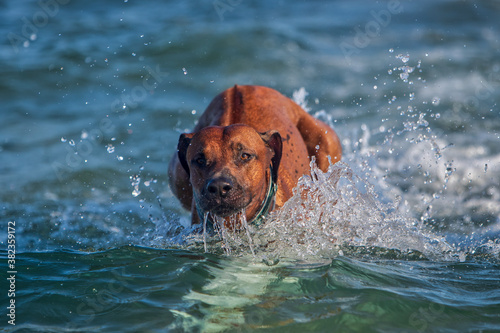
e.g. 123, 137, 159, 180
177, 124, 282, 221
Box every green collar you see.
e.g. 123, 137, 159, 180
197, 165, 277, 228
249, 165, 277, 226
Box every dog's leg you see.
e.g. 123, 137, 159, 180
296, 113, 342, 172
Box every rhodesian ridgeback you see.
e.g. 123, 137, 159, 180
168, 85, 341, 228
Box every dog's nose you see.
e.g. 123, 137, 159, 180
206, 178, 233, 198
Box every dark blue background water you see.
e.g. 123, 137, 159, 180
1, 0, 499, 331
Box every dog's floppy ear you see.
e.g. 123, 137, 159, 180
260, 130, 282, 181
177, 133, 194, 176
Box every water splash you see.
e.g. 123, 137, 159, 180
205, 211, 256, 256
151, 159, 454, 260
240, 212, 256, 256
130, 174, 141, 197
255, 159, 452, 260
292, 87, 311, 112
106, 144, 115, 153
203, 212, 208, 253
394, 53, 415, 84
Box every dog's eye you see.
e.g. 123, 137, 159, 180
194, 156, 207, 166
240, 153, 253, 161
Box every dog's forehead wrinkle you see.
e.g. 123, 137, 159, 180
194, 126, 256, 156
223, 124, 259, 138
190, 129, 224, 154
189, 142, 219, 162
230, 141, 248, 152
225, 128, 267, 152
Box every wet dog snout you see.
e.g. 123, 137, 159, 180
206, 177, 234, 198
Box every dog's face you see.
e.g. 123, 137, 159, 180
177, 124, 282, 219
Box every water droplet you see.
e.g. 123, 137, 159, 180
117, 156, 124, 161
61, 137, 67, 142
432, 97, 440, 106
182, 67, 188, 75
396, 53, 410, 63
69, 139, 75, 147
106, 144, 115, 153
389, 48, 394, 53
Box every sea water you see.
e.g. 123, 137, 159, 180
1, 0, 499, 332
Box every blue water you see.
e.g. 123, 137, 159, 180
1, 0, 500, 331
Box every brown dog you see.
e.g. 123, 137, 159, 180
168, 85, 341, 228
